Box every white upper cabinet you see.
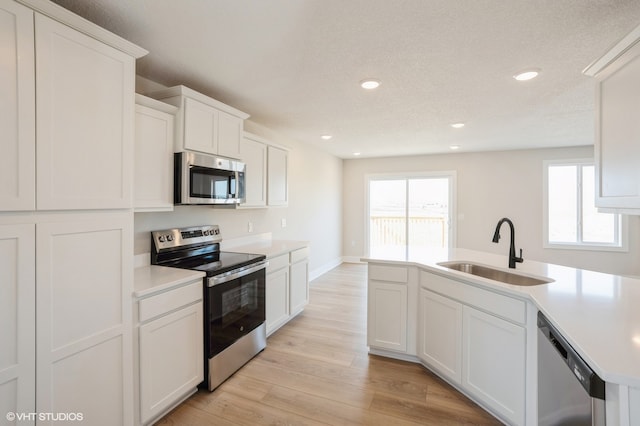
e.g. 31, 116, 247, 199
240, 132, 268, 208
267, 146, 289, 206
1, 0, 146, 213
217, 109, 244, 159
35, 14, 138, 210
147, 85, 249, 159
584, 25, 640, 212
0, 0, 35, 211
134, 95, 177, 212
183, 97, 218, 154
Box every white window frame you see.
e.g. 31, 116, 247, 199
543, 159, 627, 252
364, 171, 457, 259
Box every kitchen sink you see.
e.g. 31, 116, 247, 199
437, 261, 554, 286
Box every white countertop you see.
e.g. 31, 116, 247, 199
226, 239, 309, 259
133, 265, 205, 299
133, 240, 307, 298
362, 248, 640, 389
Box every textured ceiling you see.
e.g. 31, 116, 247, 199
51, 0, 640, 158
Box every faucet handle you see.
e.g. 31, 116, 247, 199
516, 248, 524, 263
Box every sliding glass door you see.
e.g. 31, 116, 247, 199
368, 173, 454, 260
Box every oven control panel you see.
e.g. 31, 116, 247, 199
152, 225, 221, 251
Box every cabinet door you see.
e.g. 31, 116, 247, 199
36, 213, 133, 425
183, 97, 217, 154
0, 0, 35, 212
0, 224, 35, 420
290, 257, 309, 316
134, 103, 175, 212
217, 110, 243, 159
267, 146, 288, 206
240, 136, 267, 208
139, 302, 203, 424
35, 14, 135, 210
594, 41, 640, 210
462, 306, 525, 426
418, 288, 462, 384
367, 281, 407, 352
266, 268, 289, 336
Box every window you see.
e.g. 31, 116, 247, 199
544, 160, 626, 251
367, 172, 455, 260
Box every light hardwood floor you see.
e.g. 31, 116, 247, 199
157, 263, 500, 425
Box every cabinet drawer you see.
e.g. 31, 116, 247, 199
139, 280, 202, 323
267, 253, 289, 273
290, 247, 309, 264
421, 271, 526, 325
369, 264, 408, 283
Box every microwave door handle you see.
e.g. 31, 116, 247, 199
231, 172, 239, 197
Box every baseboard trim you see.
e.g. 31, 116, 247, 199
341, 256, 366, 264
309, 257, 343, 282
368, 347, 420, 364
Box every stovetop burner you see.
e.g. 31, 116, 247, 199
172, 251, 265, 277
150, 225, 265, 276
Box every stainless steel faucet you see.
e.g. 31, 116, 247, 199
492, 218, 523, 269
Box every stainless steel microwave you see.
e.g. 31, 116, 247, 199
174, 151, 245, 205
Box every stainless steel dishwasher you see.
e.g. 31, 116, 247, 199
538, 312, 606, 425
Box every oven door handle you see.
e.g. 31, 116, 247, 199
208, 260, 269, 287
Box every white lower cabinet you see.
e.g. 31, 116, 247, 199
416, 269, 527, 425
36, 213, 133, 426
265, 247, 310, 336
367, 263, 417, 359
368, 281, 408, 352
266, 254, 290, 336
463, 305, 526, 426
604, 383, 640, 426
137, 280, 203, 425
367, 264, 410, 353
289, 247, 309, 316
0, 224, 35, 421
418, 288, 462, 384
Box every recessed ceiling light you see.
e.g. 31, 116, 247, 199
360, 79, 381, 90
321, 135, 332, 140
451, 123, 465, 129
513, 69, 540, 81
353, 152, 361, 156
450, 145, 460, 150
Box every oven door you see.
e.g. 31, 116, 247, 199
205, 262, 266, 358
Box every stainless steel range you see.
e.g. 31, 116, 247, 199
150, 225, 268, 391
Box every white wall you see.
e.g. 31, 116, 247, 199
343, 146, 640, 276
134, 77, 343, 276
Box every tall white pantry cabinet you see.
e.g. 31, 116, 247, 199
0, 0, 147, 425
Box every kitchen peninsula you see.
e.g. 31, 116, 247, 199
363, 249, 640, 425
